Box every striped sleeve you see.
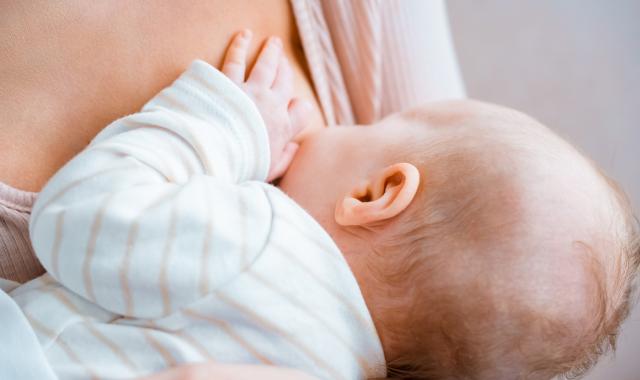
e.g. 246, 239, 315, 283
29, 60, 273, 319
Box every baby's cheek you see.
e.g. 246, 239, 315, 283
294, 122, 322, 144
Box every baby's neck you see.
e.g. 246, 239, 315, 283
331, 228, 404, 364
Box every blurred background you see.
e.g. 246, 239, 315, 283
446, 1, 639, 379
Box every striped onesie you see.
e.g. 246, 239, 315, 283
11, 61, 386, 380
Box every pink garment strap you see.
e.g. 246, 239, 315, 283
0, 181, 44, 283
290, 0, 355, 126
291, 0, 466, 125
320, 0, 382, 124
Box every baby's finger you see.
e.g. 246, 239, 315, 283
267, 142, 299, 182
288, 98, 313, 138
222, 29, 252, 84
247, 37, 282, 88
272, 55, 294, 97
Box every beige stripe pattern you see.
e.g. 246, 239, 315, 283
216, 291, 349, 380
141, 329, 178, 368
120, 188, 176, 317
172, 330, 214, 361
159, 200, 178, 316
51, 287, 139, 373
83, 193, 116, 302
198, 181, 214, 296
30, 165, 138, 228
26, 312, 100, 380
182, 308, 274, 365
247, 269, 372, 373
56, 337, 101, 380
50, 211, 65, 279
269, 240, 377, 335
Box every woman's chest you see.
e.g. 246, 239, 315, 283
110, 0, 325, 126
0, 0, 325, 191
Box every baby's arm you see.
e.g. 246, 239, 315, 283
30, 32, 307, 319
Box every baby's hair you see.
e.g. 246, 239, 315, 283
368, 103, 640, 380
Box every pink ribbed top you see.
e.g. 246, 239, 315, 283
0, 0, 464, 282
291, 0, 465, 125
0, 182, 44, 282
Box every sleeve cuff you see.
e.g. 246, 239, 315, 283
142, 60, 271, 182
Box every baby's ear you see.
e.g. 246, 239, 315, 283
335, 163, 420, 226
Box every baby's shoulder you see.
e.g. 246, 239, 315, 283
258, 183, 340, 252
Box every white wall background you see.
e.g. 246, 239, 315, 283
447, 1, 639, 379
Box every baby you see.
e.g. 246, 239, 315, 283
14, 30, 640, 380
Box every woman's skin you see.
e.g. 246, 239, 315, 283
0, 0, 324, 192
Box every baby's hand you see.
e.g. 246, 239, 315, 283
222, 30, 311, 182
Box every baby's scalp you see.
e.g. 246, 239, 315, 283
372, 101, 640, 379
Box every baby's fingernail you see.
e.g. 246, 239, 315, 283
241, 29, 252, 39
272, 37, 282, 47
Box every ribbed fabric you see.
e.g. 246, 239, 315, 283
290, 0, 355, 126
0, 182, 44, 282
320, 0, 383, 124
292, 0, 466, 125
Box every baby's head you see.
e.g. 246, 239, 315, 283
279, 100, 640, 379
